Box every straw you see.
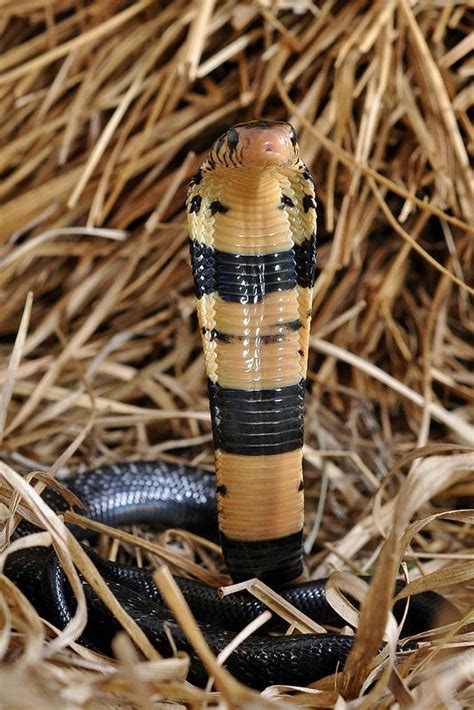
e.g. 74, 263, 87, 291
1, 1, 472, 707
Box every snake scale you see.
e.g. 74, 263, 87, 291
4, 121, 454, 690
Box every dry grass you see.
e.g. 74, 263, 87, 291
0, 0, 473, 707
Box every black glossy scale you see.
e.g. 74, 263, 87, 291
189, 242, 317, 302
219, 530, 305, 586
294, 233, 317, 288
85, 581, 356, 689
208, 381, 305, 456
46, 569, 355, 689
4, 462, 459, 689
66, 461, 217, 535
76, 544, 343, 630
214, 250, 298, 303
189, 242, 216, 298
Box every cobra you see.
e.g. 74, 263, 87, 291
187, 119, 317, 584
5, 122, 452, 689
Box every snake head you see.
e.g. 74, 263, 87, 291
210, 120, 300, 169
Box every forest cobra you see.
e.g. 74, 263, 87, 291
5, 121, 453, 689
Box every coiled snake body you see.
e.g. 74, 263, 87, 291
5, 122, 451, 689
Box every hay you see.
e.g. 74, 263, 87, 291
0, 0, 473, 707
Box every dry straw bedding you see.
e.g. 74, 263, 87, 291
0, 0, 473, 707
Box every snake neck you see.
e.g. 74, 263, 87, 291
187, 134, 316, 585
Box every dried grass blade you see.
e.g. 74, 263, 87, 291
310, 338, 474, 445
153, 565, 267, 704
0, 0, 155, 86
0, 292, 32, 445
220, 578, 326, 634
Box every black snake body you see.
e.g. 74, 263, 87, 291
4, 122, 456, 689
6, 461, 452, 689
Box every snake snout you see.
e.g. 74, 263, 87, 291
209, 120, 299, 169
238, 122, 296, 167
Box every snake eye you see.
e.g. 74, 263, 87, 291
289, 125, 297, 146
227, 128, 239, 151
